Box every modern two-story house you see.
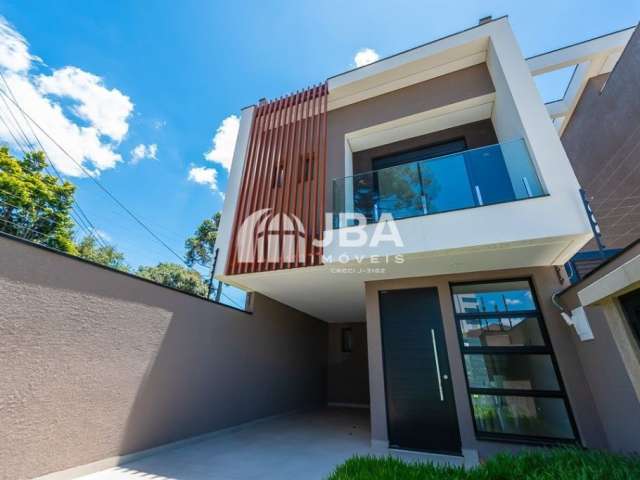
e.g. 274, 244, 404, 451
213, 17, 638, 461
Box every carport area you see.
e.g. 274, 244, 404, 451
78, 408, 462, 480
79, 408, 372, 480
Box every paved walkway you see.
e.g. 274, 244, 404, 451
78, 408, 374, 480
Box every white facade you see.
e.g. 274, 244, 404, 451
215, 17, 597, 323
324, 18, 592, 271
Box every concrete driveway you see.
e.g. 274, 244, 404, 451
78, 408, 373, 480
77, 408, 463, 480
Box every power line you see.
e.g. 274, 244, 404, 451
0, 110, 29, 157
0, 86, 245, 309
0, 164, 107, 248
0, 182, 185, 267
0, 217, 55, 240
0, 198, 61, 225
0, 140, 107, 249
0, 87, 188, 265
0, 130, 107, 250
0, 71, 106, 248
0, 71, 35, 151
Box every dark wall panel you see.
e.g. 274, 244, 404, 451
352, 120, 498, 174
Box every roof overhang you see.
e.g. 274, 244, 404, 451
326, 18, 509, 111
527, 26, 636, 134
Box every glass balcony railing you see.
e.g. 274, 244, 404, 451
332, 139, 545, 228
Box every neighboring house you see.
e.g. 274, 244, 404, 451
559, 25, 640, 280
213, 16, 639, 460
555, 25, 640, 453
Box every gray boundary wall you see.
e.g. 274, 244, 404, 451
0, 234, 327, 480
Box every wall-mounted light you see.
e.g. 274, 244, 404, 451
561, 306, 594, 341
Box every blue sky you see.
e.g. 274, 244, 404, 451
0, 0, 638, 271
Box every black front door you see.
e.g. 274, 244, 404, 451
379, 287, 461, 454
620, 288, 640, 347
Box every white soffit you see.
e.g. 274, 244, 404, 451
526, 27, 635, 75
346, 93, 495, 152
221, 237, 583, 323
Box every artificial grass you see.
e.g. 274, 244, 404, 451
327, 447, 640, 480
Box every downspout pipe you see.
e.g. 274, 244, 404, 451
552, 291, 576, 327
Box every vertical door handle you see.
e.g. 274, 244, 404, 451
431, 329, 444, 402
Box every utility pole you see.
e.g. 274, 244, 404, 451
207, 247, 219, 300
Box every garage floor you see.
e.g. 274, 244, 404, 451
77, 408, 462, 480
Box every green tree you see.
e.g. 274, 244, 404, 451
184, 211, 223, 299
137, 262, 208, 297
76, 235, 129, 271
184, 212, 221, 267
0, 147, 77, 253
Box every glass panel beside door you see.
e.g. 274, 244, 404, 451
451, 279, 579, 443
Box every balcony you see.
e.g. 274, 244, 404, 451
332, 139, 546, 228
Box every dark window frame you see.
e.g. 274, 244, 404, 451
620, 289, 640, 347
449, 277, 580, 445
341, 327, 353, 353
370, 137, 468, 171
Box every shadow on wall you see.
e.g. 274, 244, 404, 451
118, 294, 329, 456
0, 234, 327, 480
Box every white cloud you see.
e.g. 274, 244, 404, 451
0, 16, 134, 176
130, 143, 157, 164
191, 115, 239, 193
204, 114, 239, 171
0, 17, 37, 72
354, 48, 380, 68
188, 166, 218, 191
38, 67, 133, 141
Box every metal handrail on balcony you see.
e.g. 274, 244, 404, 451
332, 139, 545, 228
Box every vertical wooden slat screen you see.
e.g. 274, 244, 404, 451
226, 83, 328, 275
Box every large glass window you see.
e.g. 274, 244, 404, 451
458, 316, 545, 347
451, 280, 577, 443
471, 395, 574, 439
464, 354, 559, 390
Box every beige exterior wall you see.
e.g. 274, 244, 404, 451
365, 266, 607, 458
559, 242, 640, 453
0, 234, 327, 480
326, 63, 495, 211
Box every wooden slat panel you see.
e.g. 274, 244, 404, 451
318, 85, 328, 263
242, 98, 276, 273
227, 103, 263, 274
265, 93, 290, 271
289, 88, 308, 269
226, 83, 328, 275
310, 84, 325, 265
